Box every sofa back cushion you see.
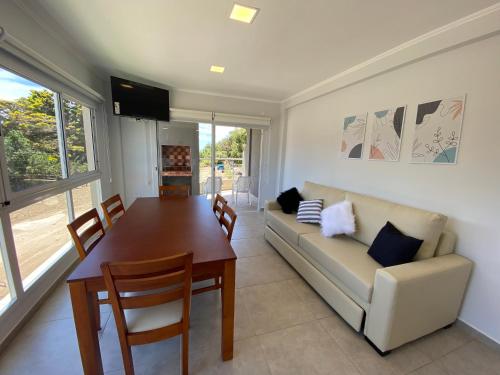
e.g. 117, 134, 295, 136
301, 181, 345, 208
345, 192, 447, 260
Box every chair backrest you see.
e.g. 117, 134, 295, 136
219, 204, 237, 241
101, 252, 193, 344
236, 176, 251, 192
213, 194, 227, 218
101, 194, 125, 229
67, 208, 105, 260
159, 185, 190, 198
204, 177, 222, 194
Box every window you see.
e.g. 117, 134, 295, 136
0, 69, 63, 193
0, 64, 102, 311
72, 180, 101, 222
63, 98, 95, 175
0, 254, 11, 310
10, 193, 70, 290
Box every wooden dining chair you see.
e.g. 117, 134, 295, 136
101, 194, 125, 229
159, 184, 190, 199
102, 252, 193, 375
219, 204, 238, 242
192, 203, 237, 295
67, 208, 107, 329
212, 193, 227, 219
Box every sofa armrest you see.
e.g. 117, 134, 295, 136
365, 254, 472, 352
265, 200, 281, 212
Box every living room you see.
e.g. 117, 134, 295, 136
0, 1, 499, 374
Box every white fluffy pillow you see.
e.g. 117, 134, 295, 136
321, 200, 355, 237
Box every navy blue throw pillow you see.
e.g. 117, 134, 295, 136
277, 187, 303, 214
368, 222, 423, 267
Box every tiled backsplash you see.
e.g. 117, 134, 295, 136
162, 145, 191, 172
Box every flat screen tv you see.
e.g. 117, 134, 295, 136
111, 76, 170, 121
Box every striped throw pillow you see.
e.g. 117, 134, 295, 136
296, 199, 323, 224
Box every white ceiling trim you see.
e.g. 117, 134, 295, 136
283, 3, 500, 109
173, 88, 281, 104
170, 108, 271, 127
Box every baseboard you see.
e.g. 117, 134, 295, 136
456, 319, 500, 350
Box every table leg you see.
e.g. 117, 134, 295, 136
69, 282, 104, 375
221, 259, 235, 361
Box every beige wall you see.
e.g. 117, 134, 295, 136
281, 34, 500, 343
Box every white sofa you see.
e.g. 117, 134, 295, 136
264, 181, 472, 354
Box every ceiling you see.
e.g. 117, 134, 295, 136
21, 0, 497, 101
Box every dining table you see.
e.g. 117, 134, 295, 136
67, 195, 237, 375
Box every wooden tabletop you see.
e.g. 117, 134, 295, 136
67, 196, 236, 283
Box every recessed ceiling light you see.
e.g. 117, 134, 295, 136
210, 65, 225, 73
230, 3, 259, 24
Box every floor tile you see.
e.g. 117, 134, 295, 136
236, 253, 298, 288
438, 340, 500, 375
412, 324, 473, 360
319, 316, 398, 375
409, 361, 449, 375
287, 278, 334, 320
231, 222, 265, 240
231, 237, 275, 258
0, 318, 84, 375
258, 320, 360, 375
191, 336, 271, 375
240, 279, 316, 335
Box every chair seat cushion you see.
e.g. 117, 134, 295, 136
124, 298, 183, 333
299, 233, 382, 303
266, 210, 320, 246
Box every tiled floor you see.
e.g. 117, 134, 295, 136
0, 209, 499, 375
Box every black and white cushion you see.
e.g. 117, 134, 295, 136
296, 199, 323, 224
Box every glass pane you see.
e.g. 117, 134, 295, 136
63, 99, 95, 175
72, 181, 101, 233
0, 254, 12, 311
0, 68, 63, 192
198, 123, 213, 198
10, 193, 70, 290
215, 125, 247, 201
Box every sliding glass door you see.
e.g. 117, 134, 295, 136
213, 125, 261, 210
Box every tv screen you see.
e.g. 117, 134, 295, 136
111, 76, 170, 121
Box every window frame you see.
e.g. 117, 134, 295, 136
0, 65, 101, 203
0, 52, 104, 320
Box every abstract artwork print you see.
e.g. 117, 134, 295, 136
341, 113, 367, 159
411, 96, 465, 164
369, 106, 406, 161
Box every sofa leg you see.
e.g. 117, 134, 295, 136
364, 336, 391, 357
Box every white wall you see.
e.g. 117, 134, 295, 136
281, 34, 500, 343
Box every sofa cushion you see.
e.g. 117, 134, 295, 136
299, 233, 382, 303
277, 187, 303, 214
297, 199, 323, 224
368, 222, 423, 267
301, 181, 345, 208
266, 210, 319, 246
345, 192, 447, 260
